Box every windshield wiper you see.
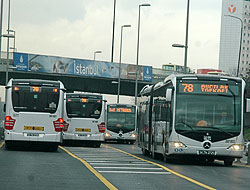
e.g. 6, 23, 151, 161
206, 126, 235, 137
14, 106, 27, 109
176, 122, 194, 133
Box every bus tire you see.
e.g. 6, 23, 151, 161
142, 147, 149, 156
93, 142, 101, 148
224, 159, 234, 166
48, 145, 58, 152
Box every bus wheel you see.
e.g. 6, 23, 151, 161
49, 145, 58, 152
5, 142, 13, 150
224, 159, 233, 166
93, 142, 101, 148
142, 147, 149, 156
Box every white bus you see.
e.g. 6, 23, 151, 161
4, 79, 65, 151
62, 93, 106, 147
138, 74, 249, 166
105, 104, 137, 144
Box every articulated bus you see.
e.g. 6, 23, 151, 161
4, 79, 65, 151
62, 93, 106, 147
105, 104, 137, 144
138, 74, 249, 166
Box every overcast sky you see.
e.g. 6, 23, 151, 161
1, 0, 222, 71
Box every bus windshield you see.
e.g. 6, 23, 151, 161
12, 85, 60, 113
66, 97, 102, 119
175, 81, 241, 142
107, 106, 136, 133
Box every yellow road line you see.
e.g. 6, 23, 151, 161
59, 146, 118, 190
0, 141, 4, 149
104, 145, 216, 190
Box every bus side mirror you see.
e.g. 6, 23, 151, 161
3, 104, 6, 112
246, 99, 250, 112
166, 89, 172, 102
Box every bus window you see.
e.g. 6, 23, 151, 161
12, 86, 59, 113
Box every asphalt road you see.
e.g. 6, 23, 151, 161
0, 142, 250, 190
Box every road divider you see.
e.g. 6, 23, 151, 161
59, 146, 118, 190
104, 144, 216, 190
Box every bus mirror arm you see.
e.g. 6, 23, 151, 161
166, 89, 172, 102
246, 99, 250, 112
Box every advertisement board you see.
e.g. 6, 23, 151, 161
14, 52, 152, 82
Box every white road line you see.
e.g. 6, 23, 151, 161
94, 167, 163, 170
89, 161, 146, 163
98, 171, 171, 174
90, 163, 152, 166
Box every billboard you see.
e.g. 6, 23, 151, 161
14, 52, 152, 82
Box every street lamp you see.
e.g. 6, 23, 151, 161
117, 24, 131, 103
0, 0, 4, 61
7, 29, 16, 52
2, 33, 15, 85
172, 0, 190, 74
134, 3, 151, 105
110, 0, 116, 63
224, 14, 243, 77
93, 50, 102, 61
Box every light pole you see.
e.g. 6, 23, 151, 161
7, 29, 16, 52
110, 0, 116, 63
5, 0, 11, 85
0, 0, 4, 61
225, 14, 243, 77
2, 34, 15, 85
183, 0, 190, 74
117, 24, 131, 103
172, 43, 186, 72
134, 3, 151, 105
93, 50, 102, 61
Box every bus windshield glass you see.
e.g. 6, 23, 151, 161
107, 106, 136, 133
175, 80, 241, 141
66, 96, 102, 119
12, 85, 60, 113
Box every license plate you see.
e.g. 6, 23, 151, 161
77, 134, 88, 137
197, 150, 216, 155
24, 126, 44, 131
75, 128, 91, 132
26, 133, 39, 137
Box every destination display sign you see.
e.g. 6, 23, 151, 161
108, 107, 135, 113
178, 82, 240, 95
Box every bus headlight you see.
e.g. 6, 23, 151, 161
171, 142, 186, 148
130, 133, 136, 138
228, 144, 244, 151
105, 132, 111, 137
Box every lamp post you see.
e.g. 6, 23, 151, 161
225, 14, 243, 77
2, 34, 15, 85
110, 0, 116, 63
183, 0, 190, 74
7, 29, 16, 52
134, 3, 151, 105
0, 0, 4, 61
93, 50, 102, 61
117, 24, 131, 103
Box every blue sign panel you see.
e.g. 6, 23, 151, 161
13, 52, 152, 82
143, 66, 152, 82
14, 52, 29, 71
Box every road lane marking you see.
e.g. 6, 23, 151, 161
105, 145, 216, 190
59, 146, 118, 190
94, 167, 163, 170
91, 163, 152, 166
98, 171, 171, 174
0, 142, 4, 149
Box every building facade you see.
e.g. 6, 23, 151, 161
219, 0, 250, 77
